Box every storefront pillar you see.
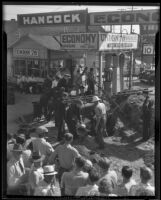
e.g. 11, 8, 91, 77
112, 54, 121, 94
99, 51, 103, 96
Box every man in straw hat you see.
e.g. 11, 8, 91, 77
28, 151, 44, 195
92, 96, 107, 149
7, 143, 29, 195
34, 165, 60, 196
27, 126, 54, 165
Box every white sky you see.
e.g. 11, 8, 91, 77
3, 5, 159, 20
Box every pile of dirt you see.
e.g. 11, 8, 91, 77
118, 94, 154, 135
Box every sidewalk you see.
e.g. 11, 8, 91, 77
7, 92, 40, 134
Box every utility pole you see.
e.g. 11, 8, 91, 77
129, 5, 134, 90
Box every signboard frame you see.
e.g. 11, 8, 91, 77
17, 10, 87, 27
60, 32, 98, 50
89, 9, 159, 26
99, 33, 139, 51
142, 43, 155, 55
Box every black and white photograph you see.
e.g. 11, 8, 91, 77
2, 3, 160, 198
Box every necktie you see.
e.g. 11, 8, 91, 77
18, 160, 25, 174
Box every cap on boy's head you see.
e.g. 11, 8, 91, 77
64, 133, 73, 141
140, 166, 152, 181
98, 157, 111, 170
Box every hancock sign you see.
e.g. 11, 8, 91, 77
17, 10, 87, 26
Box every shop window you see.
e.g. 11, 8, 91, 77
14, 60, 26, 75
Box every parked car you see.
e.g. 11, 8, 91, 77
139, 69, 155, 84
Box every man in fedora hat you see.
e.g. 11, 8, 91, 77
16, 134, 32, 168
34, 165, 60, 196
27, 126, 54, 165
28, 151, 44, 195
92, 96, 107, 149
7, 143, 29, 195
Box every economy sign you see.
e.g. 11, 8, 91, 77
17, 10, 87, 27
90, 9, 159, 25
99, 33, 138, 50
60, 33, 98, 50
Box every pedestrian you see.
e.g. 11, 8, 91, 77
76, 123, 90, 143
51, 75, 60, 89
115, 165, 137, 196
92, 96, 107, 149
7, 144, 29, 195
46, 96, 55, 122
34, 165, 61, 196
66, 100, 83, 140
27, 126, 54, 165
48, 133, 80, 185
87, 68, 95, 95
142, 90, 153, 141
39, 90, 50, 120
98, 157, 118, 191
16, 134, 32, 168
73, 69, 83, 95
131, 166, 154, 196
57, 73, 71, 93
76, 167, 100, 196
28, 151, 44, 195
97, 178, 117, 196
54, 91, 67, 141
7, 133, 16, 161
61, 156, 89, 196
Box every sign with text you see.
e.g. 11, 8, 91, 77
143, 44, 155, 55
14, 48, 39, 57
140, 23, 159, 35
18, 10, 87, 27
60, 33, 98, 50
89, 9, 159, 25
99, 33, 138, 50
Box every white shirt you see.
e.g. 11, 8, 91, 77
32, 138, 54, 159
28, 164, 44, 190
76, 184, 99, 196
95, 102, 106, 119
7, 156, 25, 187
34, 180, 61, 196
131, 182, 155, 196
52, 80, 58, 88
22, 149, 32, 168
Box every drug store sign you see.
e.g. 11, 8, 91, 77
14, 48, 39, 57
99, 33, 138, 50
60, 33, 98, 50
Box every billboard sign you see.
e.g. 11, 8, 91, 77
99, 33, 138, 50
17, 10, 87, 27
140, 23, 159, 35
60, 33, 98, 50
89, 9, 159, 25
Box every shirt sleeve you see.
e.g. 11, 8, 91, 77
48, 147, 58, 164
60, 172, 65, 189
76, 187, 83, 196
72, 147, 81, 158
45, 142, 54, 156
